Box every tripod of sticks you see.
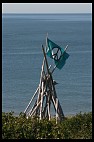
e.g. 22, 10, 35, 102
24, 45, 65, 123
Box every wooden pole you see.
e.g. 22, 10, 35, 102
56, 98, 58, 124
42, 45, 50, 74
30, 85, 46, 117
27, 99, 37, 116
24, 87, 39, 113
50, 73, 65, 119
36, 57, 45, 115
51, 94, 56, 111
30, 97, 43, 117
45, 33, 48, 51
42, 92, 48, 118
47, 93, 51, 120
40, 81, 44, 120
39, 57, 45, 86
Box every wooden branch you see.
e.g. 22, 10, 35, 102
24, 87, 39, 113
30, 99, 41, 117
47, 93, 51, 120
40, 81, 44, 120
37, 57, 45, 108
42, 93, 48, 118
51, 93, 57, 112
39, 57, 45, 86
56, 98, 58, 124
37, 84, 41, 106
50, 73, 64, 119
27, 100, 37, 116
42, 45, 49, 74
30, 89, 46, 117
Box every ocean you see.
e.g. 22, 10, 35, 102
2, 13, 92, 116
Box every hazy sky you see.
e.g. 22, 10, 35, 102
2, 3, 92, 14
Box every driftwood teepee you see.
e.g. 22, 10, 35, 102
24, 45, 65, 123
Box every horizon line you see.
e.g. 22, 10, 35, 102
2, 12, 92, 14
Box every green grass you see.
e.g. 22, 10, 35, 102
2, 111, 92, 139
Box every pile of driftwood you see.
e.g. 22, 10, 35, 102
24, 46, 64, 123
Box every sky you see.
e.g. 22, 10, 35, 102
2, 3, 92, 14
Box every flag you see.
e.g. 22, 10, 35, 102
46, 38, 69, 69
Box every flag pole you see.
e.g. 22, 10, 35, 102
51, 45, 69, 74
42, 45, 50, 74
45, 33, 48, 51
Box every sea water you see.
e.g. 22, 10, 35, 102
2, 13, 92, 116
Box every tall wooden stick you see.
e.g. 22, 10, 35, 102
47, 93, 51, 120
50, 73, 65, 119
40, 81, 44, 120
30, 93, 45, 117
56, 98, 58, 124
36, 58, 45, 115
24, 87, 39, 113
42, 45, 50, 74
27, 100, 37, 116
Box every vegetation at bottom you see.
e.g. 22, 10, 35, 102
2, 112, 92, 139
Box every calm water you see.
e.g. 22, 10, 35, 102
2, 14, 92, 116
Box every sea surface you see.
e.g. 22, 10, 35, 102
2, 13, 92, 116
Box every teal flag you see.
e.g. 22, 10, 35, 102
46, 38, 69, 69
